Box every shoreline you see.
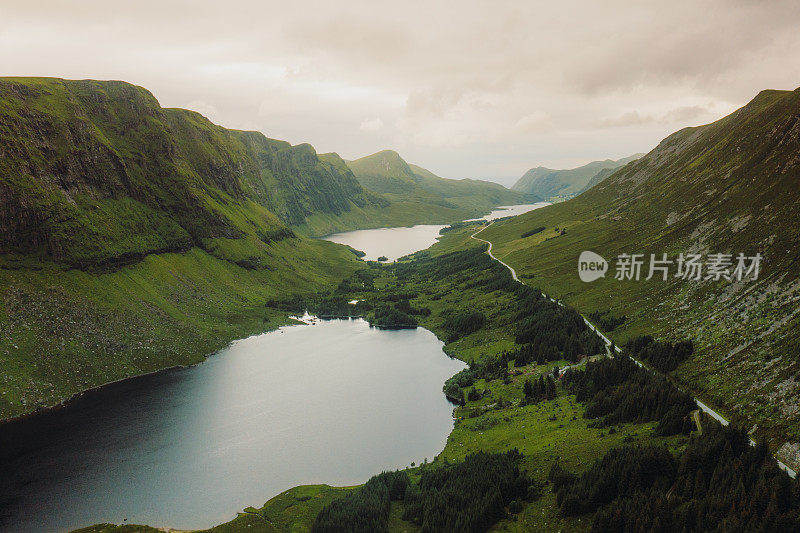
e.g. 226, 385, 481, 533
0, 313, 313, 428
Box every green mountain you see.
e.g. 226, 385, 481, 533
0, 77, 374, 419
481, 87, 800, 470
0, 77, 394, 268
575, 165, 617, 195
347, 149, 538, 215
512, 153, 643, 200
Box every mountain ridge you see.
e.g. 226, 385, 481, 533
0, 77, 389, 268
0, 77, 373, 419
482, 85, 800, 469
512, 153, 644, 200
347, 149, 540, 212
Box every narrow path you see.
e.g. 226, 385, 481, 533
470, 222, 797, 479
691, 410, 703, 435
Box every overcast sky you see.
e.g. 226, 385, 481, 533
2, 1, 799, 184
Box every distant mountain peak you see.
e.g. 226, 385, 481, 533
512, 153, 644, 200
346, 149, 539, 207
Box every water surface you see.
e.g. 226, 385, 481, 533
322, 203, 550, 261
0, 318, 464, 532
323, 224, 447, 261
472, 202, 551, 221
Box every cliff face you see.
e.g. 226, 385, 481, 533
0, 77, 378, 268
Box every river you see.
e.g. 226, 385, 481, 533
0, 318, 465, 532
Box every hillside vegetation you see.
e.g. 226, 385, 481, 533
0, 77, 538, 419
512, 154, 643, 201
482, 87, 800, 470
347, 150, 537, 218
0, 77, 369, 419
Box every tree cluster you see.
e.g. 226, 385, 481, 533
402, 450, 534, 532
552, 425, 800, 532
443, 355, 510, 404
562, 353, 696, 435
520, 226, 546, 238
312, 470, 410, 533
587, 310, 627, 332
313, 452, 535, 533
369, 303, 418, 328
521, 374, 556, 405
550, 445, 676, 517
443, 310, 486, 342
513, 288, 606, 363
625, 335, 694, 372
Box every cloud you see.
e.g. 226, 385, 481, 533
662, 105, 711, 123
359, 118, 383, 131
594, 104, 725, 129
185, 100, 219, 119
1, 0, 799, 180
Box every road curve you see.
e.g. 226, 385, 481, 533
469, 222, 797, 479
470, 224, 519, 282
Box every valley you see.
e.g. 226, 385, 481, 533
0, 77, 533, 422
2, 77, 800, 533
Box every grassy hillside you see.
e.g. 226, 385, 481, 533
0, 77, 369, 419
575, 165, 616, 195
346, 150, 538, 219
0, 77, 394, 266
512, 153, 643, 201
481, 87, 800, 470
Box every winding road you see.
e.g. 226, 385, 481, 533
470, 222, 797, 479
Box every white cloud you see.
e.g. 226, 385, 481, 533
184, 100, 219, 119
1, 0, 798, 180
359, 118, 383, 132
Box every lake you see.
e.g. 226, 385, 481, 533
472, 202, 551, 221
0, 318, 465, 532
322, 203, 549, 261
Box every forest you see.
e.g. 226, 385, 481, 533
586, 310, 627, 332
312, 451, 534, 533
625, 335, 694, 372
512, 287, 606, 363
562, 352, 696, 435
552, 425, 800, 531
312, 470, 409, 533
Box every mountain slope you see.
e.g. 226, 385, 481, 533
512, 153, 643, 200
0, 77, 366, 419
575, 166, 617, 195
347, 150, 538, 217
0, 77, 391, 267
481, 87, 800, 469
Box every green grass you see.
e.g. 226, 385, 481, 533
203, 485, 355, 533
0, 238, 360, 420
